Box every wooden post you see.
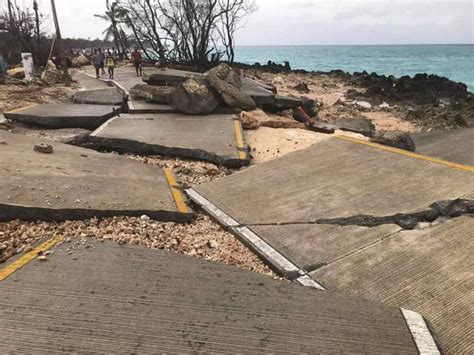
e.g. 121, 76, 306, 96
50, 0, 71, 86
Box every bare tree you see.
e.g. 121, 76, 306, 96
115, 0, 256, 66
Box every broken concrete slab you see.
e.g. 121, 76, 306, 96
0, 239, 433, 354
334, 117, 376, 137
4, 104, 121, 130
129, 84, 174, 104
0, 131, 193, 222
87, 114, 250, 167
143, 68, 201, 86
73, 87, 127, 106
411, 128, 474, 166
71, 71, 111, 90
310, 217, 474, 355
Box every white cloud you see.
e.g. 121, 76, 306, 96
22, 0, 474, 44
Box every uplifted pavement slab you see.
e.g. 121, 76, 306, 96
311, 217, 474, 355
187, 136, 472, 353
188, 136, 473, 276
0, 239, 435, 354
73, 87, 127, 105
88, 113, 250, 167
411, 128, 474, 166
4, 103, 121, 130
0, 131, 193, 222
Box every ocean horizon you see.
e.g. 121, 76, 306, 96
234, 44, 474, 92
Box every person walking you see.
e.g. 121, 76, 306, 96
92, 49, 103, 79
106, 50, 116, 79
131, 47, 143, 77
98, 48, 106, 75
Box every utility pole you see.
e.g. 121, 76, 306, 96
33, 1, 40, 45
50, 0, 71, 86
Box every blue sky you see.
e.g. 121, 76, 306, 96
32, 0, 474, 45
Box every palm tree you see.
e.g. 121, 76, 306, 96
94, 0, 128, 58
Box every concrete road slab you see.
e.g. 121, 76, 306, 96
0, 131, 192, 222
88, 113, 250, 166
4, 103, 121, 130
411, 128, 474, 166
74, 87, 126, 105
310, 217, 474, 355
250, 224, 401, 272
71, 71, 111, 90
0, 239, 433, 353
193, 137, 473, 226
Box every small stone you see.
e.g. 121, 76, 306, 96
0, 244, 7, 251
140, 215, 151, 221
208, 240, 219, 249
33, 143, 54, 154
0, 140, 7, 145
38, 256, 47, 261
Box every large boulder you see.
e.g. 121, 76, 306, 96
334, 117, 376, 137
129, 84, 175, 104
205, 64, 231, 80
7, 67, 25, 79
168, 77, 220, 115
371, 130, 416, 151
205, 64, 242, 88
72, 53, 90, 67
207, 74, 256, 111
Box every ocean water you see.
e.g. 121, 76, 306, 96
234, 45, 474, 92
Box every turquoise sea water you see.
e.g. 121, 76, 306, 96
234, 45, 474, 92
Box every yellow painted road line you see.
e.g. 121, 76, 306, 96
164, 169, 192, 214
336, 135, 474, 173
0, 236, 64, 281
5, 103, 38, 114
234, 120, 248, 160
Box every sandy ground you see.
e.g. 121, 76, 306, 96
246, 70, 421, 133
246, 127, 332, 164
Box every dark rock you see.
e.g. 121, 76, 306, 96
334, 117, 376, 137
207, 75, 256, 111
168, 77, 220, 115
293, 83, 310, 93
371, 130, 416, 151
34, 143, 54, 154
129, 84, 175, 104
225, 69, 242, 88
306, 122, 336, 134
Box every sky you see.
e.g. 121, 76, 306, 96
21, 0, 474, 45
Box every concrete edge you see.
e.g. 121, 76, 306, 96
0, 203, 193, 223
401, 308, 442, 355
185, 189, 239, 227
186, 188, 324, 282
90, 116, 120, 137
0, 235, 64, 281
233, 118, 250, 162
163, 169, 193, 215
295, 275, 326, 290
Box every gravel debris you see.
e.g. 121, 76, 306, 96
126, 154, 237, 188
0, 215, 279, 279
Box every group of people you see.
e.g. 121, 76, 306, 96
92, 47, 144, 80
